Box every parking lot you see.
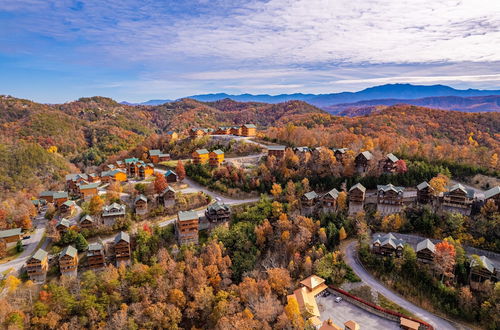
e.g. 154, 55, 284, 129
316, 292, 400, 329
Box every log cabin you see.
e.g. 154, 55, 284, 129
101, 169, 127, 183
301, 191, 319, 215
65, 173, 89, 194
376, 184, 405, 216
60, 200, 76, 215
209, 149, 225, 167
267, 145, 286, 159
59, 245, 78, 276
416, 238, 435, 264
176, 210, 199, 245
470, 255, 497, 290
134, 195, 148, 215
189, 128, 211, 138
354, 151, 373, 174
230, 126, 242, 136
0, 228, 22, 246
148, 149, 170, 164
321, 188, 339, 214
441, 183, 474, 216
348, 183, 366, 215
114, 231, 131, 266
158, 186, 177, 207
26, 249, 49, 282
102, 203, 126, 227
416, 181, 434, 205
165, 169, 178, 183
205, 202, 231, 223
192, 149, 210, 165
241, 124, 256, 137
371, 233, 405, 257
79, 214, 94, 230
56, 218, 70, 235
214, 126, 231, 135
78, 182, 99, 200
87, 242, 106, 270
379, 153, 399, 173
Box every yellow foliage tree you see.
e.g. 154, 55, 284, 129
284, 296, 305, 329
270, 183, 282, 199
337, 191, 347, 211
5, 275, 21, 293
339, 227, 347, 240
490, 153, 498, 169
47, 146, 58, 153
429, 173, 450, 196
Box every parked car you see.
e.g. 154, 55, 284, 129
335, 297, 342, 303
22, 235, 31, 240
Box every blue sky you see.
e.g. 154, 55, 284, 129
0, 0, 499, 103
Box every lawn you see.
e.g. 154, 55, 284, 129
0, 245, 23, 265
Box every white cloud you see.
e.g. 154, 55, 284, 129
332, 74, 500, 85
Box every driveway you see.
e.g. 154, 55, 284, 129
344, 241, 457, 330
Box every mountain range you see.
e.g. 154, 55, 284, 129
127, 84, 500, 110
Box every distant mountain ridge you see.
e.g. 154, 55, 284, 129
325, 95, 500, 115
128, 83, 500, 108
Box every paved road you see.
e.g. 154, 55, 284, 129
0, 213, 47, 276
344, 241, 457, 330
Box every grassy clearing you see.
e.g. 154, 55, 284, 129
0, 245, 23, 265
377, 293, 416, 318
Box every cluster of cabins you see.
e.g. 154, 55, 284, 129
267, 146, 401, 175
301, 181, 500, 218
192, 149, 225, 167
189, 124, 257, 138
25, 231, 131, 282
371, 233, 498, 290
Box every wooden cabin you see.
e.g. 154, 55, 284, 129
209, 149, 225, 167
470, 255, 497, 290
241, 124, 256, 137
26, 249, 49, 282
124, 158, 154, 179
192, 149, 210, 165
65, 173, 89, 194
158, 186, 177, 207
87, 242, 106, 270
416, 239, 435, 264
56, 218, 70, 235
0, 228, 22, 246
79, 214, 94, 230
205, 202, 230, 223
379, 153, 399, 173
39, 191, 69, 207
60, 200, 76, 215
148, 149, 170, 164
189, 128, 211, 138
442, 184, 474, 215
39, 191, 55, 203
134, 195, 148, 215
166, 131, 178, 142
78, 182, 99, 200
301, 191, 319, 215
354, 151, 373, 174
230, 126, 242, 136
377, 184, 405, 216
349, 183, 366, 204
484, 186, 500, 211
176, 211, 199, 245
267, 145, 286, 160
332, 148, 348, 162
137, 163, 155, 179
371, 233, 405, 257
321, 188, 339, 213
101, 169, 127, 183
59, 245, 78, 276
416, 181, 434, 205
114, 231, 131, 266
215, 126, 231, 135
102, 203, 126, 227
165, 170, 178, 183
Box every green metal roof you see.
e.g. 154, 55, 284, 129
0, 228, 22, 238
349, 183, 366, 193
178, 210, 199, 222
31, 249, 48, 261
60, 245, 78, 258
195, 149, 209, 155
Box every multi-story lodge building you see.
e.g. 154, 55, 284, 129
301, 191, 319, 215
379, 153, 399, 173
321, 188, 339, 214
60, 200, 76, 215
214, 126, 232, 135
267, 145, 286, 160
484, 186, 500, 211
114, 231, 131, 266
209, 149, 225, 167
158, 186, 177, 207
377, 184, 405, 216
205, 202, 231, 223
78, 182, 99, 200
56, 218, 70, 235
79, 214, 94, 230
241, 124, 257, 137
348, 183, 366, 215
65, 173, 90, 194
371, 233, 405, 257
354, 151, 373, 174
189, 128, 212, 138
176, 210, 199, 245
148, 149, 170, 164
441, 183, 474, 215
0, 228, 22, 247
470, 255, 497, 290
102, 203, 126, 227
416, 239, 435, 264
87, 242, 106, 270
134, 195, 148, 215
229, 126, 242, 136
416, 181, 434, 205
124, 158, 154, 179
192, 149, 210, 165
59, 245, 78, 277
26, 249, 49, 282
101, 169, 127, 183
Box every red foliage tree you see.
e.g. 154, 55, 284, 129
395, 159, 408, 173
153, 173, 168, 194
176, 160, 186, 182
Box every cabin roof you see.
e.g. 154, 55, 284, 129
178, 210, 199, 222
471, 255, 495, 273
134, 194, 147, 203
65, 173, 89, 181
57, 218, 70, 228
377, 184, 404, 193
88, 242, 103, 251
208, 202, 229, 212
80, 214, 93, 223
62, 200, 76, 207
303, 191, 319, 200
447, 184, 475, 198
372, 233, 405, 249
358, 150, 373, 160
60, 245, 78, 258
31, 249, 48, 261
484, 186, 500, 200
349, 183, 366, 193
148, 149, 161, 156
332, 147, 348, 154
267, 145, 286, 151
300, 275, 325, 290
79, 182, 100, 190
161, 186, 176, 195
53, 191, 68, 199
0, 228, 22, 238
242, 124, 256, 128
211, 149, 224, 155
115, 231, 130, 244
194, 149, 209, 155
165, 169, 177, 177
416, 239, 435, 253
416, 181, 430, 190
386, 153, 399, 163
324, 188, 339, 199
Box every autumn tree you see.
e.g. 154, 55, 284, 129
153, 173, 168, 194
176, 160, 186, 182
395, 159, 408, 173
88, 195, 104, 215
270, 183, 282, 199
337, 191, 347, 212
0, 239, 6, 258
107, 181, 123, 201
434, 241, 456, 282
339, 227, 347, 241
267, 268, 292, 296
429, 173, 450, 196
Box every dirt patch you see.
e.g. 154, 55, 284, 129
468, 174, 500, 190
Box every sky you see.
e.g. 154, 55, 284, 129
0, 0, 499, 103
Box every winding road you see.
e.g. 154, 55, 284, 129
344, 241, 458, 330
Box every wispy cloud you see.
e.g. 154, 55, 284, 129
333, 74, 500, 85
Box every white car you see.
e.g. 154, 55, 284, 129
335, 297, 342, 303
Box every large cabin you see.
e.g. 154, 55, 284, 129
148, 149, 170, 164
59, 245, 78, 276
134, 195, 148, 215
60, 200, 76, 215
78, 182, 99, 200
377, 184, 405, 216
229, 126, 242, 136
416, 181, 434, 205
87, 242, 106, 270
209, 149, 225, 167
189, 128, 211, 138
348, 183, 366, 215
176, 211, 199, 245
379, 153, 399, 173
321, 188, 339, 214
0, 228, 22, 246
65, 173, 89, 194
214, 126, 231, 135
241, 124, 256, 137
301, 191, 319, 215
26, 249, 49, 282
205, 202, 230, 223
372, 233, 405, 257
470, 255, 497, 290
192, 149, 210, 165
441, 184, 474, 215
267, 145, 286, 160
158, 186, 177, 207
56, 218, 70, 235
165, 170, 178, 183
101, 169, 127, 183
102, 203, 126, 227
114, 231, 131, 266
354, 151, 373, 174
416, 239, 435, 264
79, 214, 94, 230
